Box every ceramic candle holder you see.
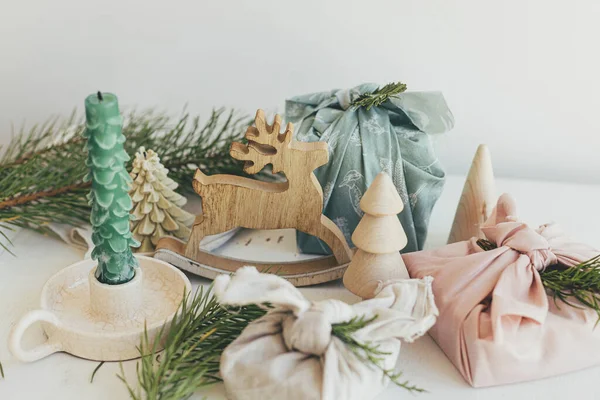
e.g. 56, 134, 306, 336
9, 255, 191, 362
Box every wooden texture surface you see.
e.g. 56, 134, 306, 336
343, 172, 409, 298
157, 109, 352, 285
447, 144, 496, 244
342, 250, 408, 298
155, 237, 350, 286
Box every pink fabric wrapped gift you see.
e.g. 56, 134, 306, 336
403, 193, 600, 387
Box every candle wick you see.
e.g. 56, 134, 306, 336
97, 91, 103, 101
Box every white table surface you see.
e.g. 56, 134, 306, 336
1, 174, 599, 400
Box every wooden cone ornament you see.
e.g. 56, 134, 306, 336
129, 148, 195, 252
343, 172, 410, 299
447, 144, 496, 244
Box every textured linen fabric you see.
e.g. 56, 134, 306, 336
214, 267, 438, 400
403, 193, 600, 387
285, 83, 454, 255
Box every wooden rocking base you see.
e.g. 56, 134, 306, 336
154, 237, 350, 286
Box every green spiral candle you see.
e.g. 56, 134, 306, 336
84, 92, 139, 285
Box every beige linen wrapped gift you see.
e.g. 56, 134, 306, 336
214, 267, 438, 400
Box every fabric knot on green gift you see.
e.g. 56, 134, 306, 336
285, 82, 454, 255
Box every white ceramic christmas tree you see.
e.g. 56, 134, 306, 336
343, 172, 410, 299
130, 148, 195, 252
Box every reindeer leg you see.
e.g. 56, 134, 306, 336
184, 215, 206, 261
305, 216, 353, 265
184, 214, 238, 261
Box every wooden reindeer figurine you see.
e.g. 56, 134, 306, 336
156, 110, 353, 286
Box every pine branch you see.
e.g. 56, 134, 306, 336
477, 239, 600, 323
123, 109, 256, 193
350, 82, 407, 110
0, 108, 255, 254
0, 182, 90, 209
0, 110, 82, 166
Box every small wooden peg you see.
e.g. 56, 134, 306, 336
448, 144, 496, 244
343, 172, 410, 299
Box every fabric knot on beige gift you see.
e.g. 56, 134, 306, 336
282, 302, 346, 356
214, 266, 438, 400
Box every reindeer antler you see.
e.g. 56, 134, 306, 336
230, 110, 293, 174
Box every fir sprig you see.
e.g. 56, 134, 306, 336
0, 108, 253, 253
332, 315, 426, 393
350, 82, 407, 110
477, 239, 600, 323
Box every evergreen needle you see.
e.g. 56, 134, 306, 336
0, 360, 4, 379
90, 361, 104, 383
350, 82, 407, 110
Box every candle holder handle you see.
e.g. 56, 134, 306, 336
9, 309, 63, 362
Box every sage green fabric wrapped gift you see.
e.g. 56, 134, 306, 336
285, 83, 454, 255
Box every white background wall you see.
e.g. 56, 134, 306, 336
1, 0, 599, 183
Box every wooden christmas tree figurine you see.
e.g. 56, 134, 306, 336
84, 92, 139, 285
130, 148, 195, 253
343, 172, 410, 299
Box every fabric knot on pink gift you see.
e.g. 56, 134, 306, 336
404, 193, 600, 387
213, 266, 438, 400
479, 194, 563, 270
